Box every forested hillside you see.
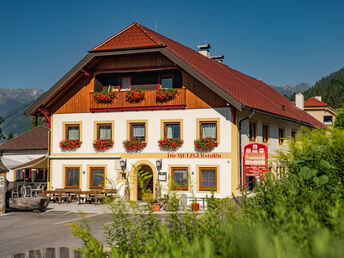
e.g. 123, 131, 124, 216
303, 67, 344, 109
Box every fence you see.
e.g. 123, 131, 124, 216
9, 247, 82, 258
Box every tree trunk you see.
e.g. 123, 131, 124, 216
9, 197, 49, 211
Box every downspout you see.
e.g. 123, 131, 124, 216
238, 108, 255, 186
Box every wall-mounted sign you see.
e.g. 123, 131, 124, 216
167, 153, 222, 159
158, 172, 167, 181
244, 143, 268, 180
0, 176, 4, 189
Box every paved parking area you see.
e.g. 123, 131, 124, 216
0, 209, 112, 257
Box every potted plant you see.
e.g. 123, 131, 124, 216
191, 201, 200, 211
194, 137, 218, 151
126, 89, 145, 103
155, 88, 177, 103
94, 91, 116, 103
59, 139, 82, 151
93, 139, 114, 150
158, 138, 183, 150
150, 199, 161, 212
123, 138, 147, 151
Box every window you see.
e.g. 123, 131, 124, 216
130, 123, 146, 141
90, 167, 105, 189
323, 116, 333, 125
65, 167, 80, 188
279, 127, 285, 145
249, 121, 257, 142
171, 167, 188, 190
199, 167, 217, 191
200, 122, 217, 139
35, 169, 46, 181
65, 124, 80, 140
161, 77, 173, 89
262, 124, 270, 144
164, 123, 180, 138
120, 77, 131, 91
97, 123, 112, 140
291, 129, 296, 139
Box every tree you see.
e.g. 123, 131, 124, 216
6, 132, 13, 141
30, 116, 45, 129
334, 106, 344, 129
0, 117, 4, 139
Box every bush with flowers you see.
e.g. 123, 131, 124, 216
126, 89, 145, 103
123, 138, 147, 151
94, 91, 116, 103
158, 138, 183, 150
60, 139, 82, 151
93, 139, 114, 151
155, 88, 177, 103
194, 137, 218, 151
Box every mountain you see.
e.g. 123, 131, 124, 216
303, 67, 344, 109
270, 83, 312, 97
0, 88, 44, 138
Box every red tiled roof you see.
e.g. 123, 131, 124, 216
304, 97, 327, 107
93, 22, 324, 128
92, 22, 162, 51
0, 124, 48, 151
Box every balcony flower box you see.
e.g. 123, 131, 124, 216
93, 139, 114, 151
158, 138, 183, 150
194, 137, 218, 151
123, 138, 147, 151
155, 88, 177, 103
94, 91, 116, 103
60, 140, 82, 151
126, 89, 145, 103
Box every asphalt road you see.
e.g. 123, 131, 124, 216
0, 210, 111, 257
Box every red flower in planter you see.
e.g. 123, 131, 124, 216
194, 137, 218, 151
123, 138, 147, 151
94, 91, 116, 103
126, 89, 145, 103
155, 89, 177, 103
60, 140, 82, 151
93, 139, 114, 151
158, 138, 183, 150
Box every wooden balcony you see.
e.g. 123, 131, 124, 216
90, 88, 186, 112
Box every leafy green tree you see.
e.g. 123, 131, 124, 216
30, 116, 45, 129
6, 132, 13, 141
334, 106, 344, 129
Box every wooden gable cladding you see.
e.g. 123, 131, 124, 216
93, 52, 174, 73
183, 72, 227, 109
50, 76, 93, 114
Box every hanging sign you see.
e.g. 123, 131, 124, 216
0, 176, 4, 189
244, 143, 268, 177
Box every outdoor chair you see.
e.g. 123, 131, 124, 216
23, 185, 32, 197
11, 184, 23, 198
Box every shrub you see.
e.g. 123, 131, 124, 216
94, 91, 116, 103
123, 138, 146, 151
334, 106, 344, 129
158, 138, 183, 150
126, 89, 144, 103
93, 139, 114, 150
155, 88, 177, 103
59, 139, 82, 150
194, 137, 218, 151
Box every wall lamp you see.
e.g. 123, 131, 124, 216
156, 159, 162, 171
120, 159, 127, 171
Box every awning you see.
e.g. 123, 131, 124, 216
11, 155, 48, 170
0, 160, 9, 172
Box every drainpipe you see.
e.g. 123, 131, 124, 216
238, 108, 255, 186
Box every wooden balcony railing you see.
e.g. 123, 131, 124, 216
90, 88, 186, 112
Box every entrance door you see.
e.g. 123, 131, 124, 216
137, 165, 154, 200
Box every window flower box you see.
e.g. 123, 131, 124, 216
60, 140, 82, 151
93, 139, 114, 151
123, 138, 147, 151
194, 137, 218, 151
155, 88, 177, 103
158, 138, 183, 150
126, 89, 145, 103
94, 91, 116, 103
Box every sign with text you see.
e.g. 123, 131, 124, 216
167, 153, 222, 159
0, 176, 4, 189
244, 143, 268, 177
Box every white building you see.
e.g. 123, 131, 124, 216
25, 22, 323, 200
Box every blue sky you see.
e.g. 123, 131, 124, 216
0, 0, 343, 90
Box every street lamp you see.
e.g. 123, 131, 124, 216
156, 159, 162, 171
120, 159, 127, 171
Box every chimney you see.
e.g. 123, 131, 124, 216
295, 92, 304, 110
197, 44, 211, 58
314, 96, 322, 102
211, 55, 224, 63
